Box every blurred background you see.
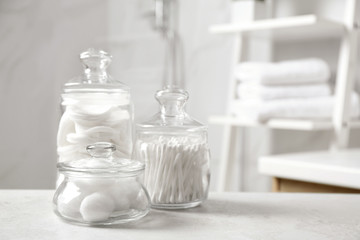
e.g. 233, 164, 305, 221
1, 0, 359, 191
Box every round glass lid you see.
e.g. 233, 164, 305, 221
138, 88, 206, 131
57, 142, 144, 175
63, 48, 129, 94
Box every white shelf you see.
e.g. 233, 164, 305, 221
208, 115, 360, 131
259, 150, 360, 190
209, 14, 345, 41
208, 115, 332, 131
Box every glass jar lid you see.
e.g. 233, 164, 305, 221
137, 88, 206, 132
63, 48, 130, 94
57, 142, 144, 176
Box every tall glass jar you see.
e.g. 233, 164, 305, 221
57, 49, 133, 165
133, 88, 211, 209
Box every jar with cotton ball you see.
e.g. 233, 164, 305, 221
57, 48, 133, 167
133, 88, 211, 209
53, 142, 150, 226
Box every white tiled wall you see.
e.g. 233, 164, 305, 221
0, 0, 109, 188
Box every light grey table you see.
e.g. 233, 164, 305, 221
1, 190, 359, 240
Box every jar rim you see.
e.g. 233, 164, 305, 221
57, 159, 145, 177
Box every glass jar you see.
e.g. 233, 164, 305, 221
53, 142, 150, 226
57, 48, 133, 165
133, 88, 211, 209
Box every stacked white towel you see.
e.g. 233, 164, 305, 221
232, 58, 360, 122
235, 58, 330, 85
237, 83, 332, 101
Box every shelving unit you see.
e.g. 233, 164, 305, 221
209, 14, 345, 41
210, 115, 360, 131
209, 0, 360, 192
259, 150, 360, 190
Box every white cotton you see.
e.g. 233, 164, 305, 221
121, 179, 141, 201
56, 182, 84, 219
106, 179, 140, 210
113, 195, 131, 211
57, 194, 83, 219
80, 192, 115, 222
57, 105, 132, 161
58, 178, 143, 221
57, 111, 76, 155
106, 185, 131, 211
72, 178, 116, 194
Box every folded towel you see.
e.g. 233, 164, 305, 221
235, 58, 331, 86
230, 93, 360, 122
237, 83, 332, 101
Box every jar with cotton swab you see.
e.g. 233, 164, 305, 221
133, 88, 211, 209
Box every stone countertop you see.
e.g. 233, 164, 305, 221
1, 190, 359, 240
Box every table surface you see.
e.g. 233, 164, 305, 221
1, 190, 359, 240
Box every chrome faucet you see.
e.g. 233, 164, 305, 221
148, 0, 184, 89
153, 0, 178, 35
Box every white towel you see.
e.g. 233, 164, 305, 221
230, 93, 360, 122
237, 83, 332, 100
235, 58, 331, 86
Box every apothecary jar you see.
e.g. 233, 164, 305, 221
53, 142, 150, 226
57, 48, 133, 165
133, 88, 211, 209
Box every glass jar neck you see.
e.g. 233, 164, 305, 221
83, 66, 108, 83
160, 100, 185, 117
80, 48, 112, 84
156, 88, 188, 122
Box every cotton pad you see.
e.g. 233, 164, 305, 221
57, 111, 76, 150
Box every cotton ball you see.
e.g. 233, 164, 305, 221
130, 188, 149, 210
57, 182, 84, 219
106, 185, 131, 211
73, 178, 115, 194
80, 192, 115, 222
116, 179, 144, 209
57, 194, 83, 219
122, 179, 141, 201
106, 179, 142, 210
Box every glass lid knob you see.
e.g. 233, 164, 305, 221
80, 48, 112, 82
86, 142, 116, 158
155, 88, 189, 117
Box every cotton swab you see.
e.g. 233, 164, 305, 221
136, 136, 210, 205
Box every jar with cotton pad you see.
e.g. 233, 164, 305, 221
57, 48, 133, 166
53, 142, 151, 226
133, 88, 211, 209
